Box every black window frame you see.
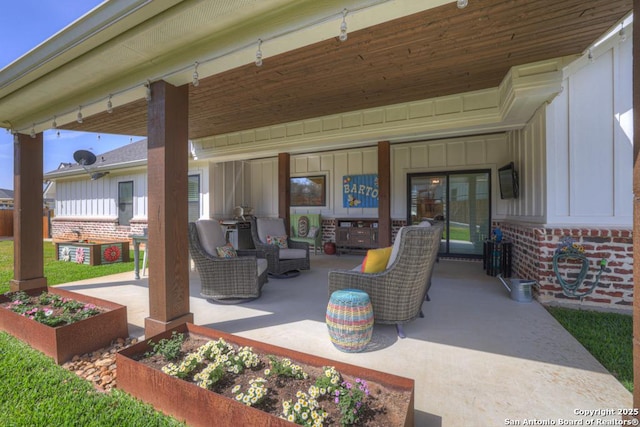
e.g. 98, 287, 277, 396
118, 181, 134, 226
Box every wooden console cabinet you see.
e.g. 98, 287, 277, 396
335, 218, 379, 255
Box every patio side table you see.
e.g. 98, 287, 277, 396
129, 234, 148, 279
326, 289, 374, 353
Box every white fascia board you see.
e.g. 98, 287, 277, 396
0, 0, 181, 99
44, 159, 148, 180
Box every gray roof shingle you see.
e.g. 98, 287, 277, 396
45, 138, 147, 176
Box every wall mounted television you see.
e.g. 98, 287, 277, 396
498, 162, 519, 199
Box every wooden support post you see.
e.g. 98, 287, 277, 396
11, 133, 46, 291
278, 153, 290, 229
632, 0, 640, 414
378, 141, 391, 247
144, 80, 193, 337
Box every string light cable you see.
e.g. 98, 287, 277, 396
13, 0, 395, 135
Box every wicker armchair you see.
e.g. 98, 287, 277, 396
250, 217, 310, 277
188, 220, 268, 303
328, 223, 443, 338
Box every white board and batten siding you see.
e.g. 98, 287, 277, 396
392, 134, 516, 221
211, 160, 254, 219
504, 107, 547, 223
55, 172, 147, 219
544, 33, 632, 226
55, 164, 210, 221
243, 140, 520, 221
244, 147, 379, 219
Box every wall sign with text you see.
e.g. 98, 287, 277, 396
342, 174, 379, 208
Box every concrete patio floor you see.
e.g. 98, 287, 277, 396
59, 254, 632, 426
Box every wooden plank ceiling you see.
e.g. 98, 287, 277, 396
62, 0, 632, 139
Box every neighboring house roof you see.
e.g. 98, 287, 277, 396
44, 139, 148, 180
0, 189, 14, 200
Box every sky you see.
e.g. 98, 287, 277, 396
0, 1, 138, 190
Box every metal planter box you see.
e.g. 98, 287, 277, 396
117, 323, 415, 427
0, 287, 129, 364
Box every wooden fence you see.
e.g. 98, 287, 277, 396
0, 209, 51, 238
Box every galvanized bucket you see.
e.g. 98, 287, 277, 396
497, 274, 534, 303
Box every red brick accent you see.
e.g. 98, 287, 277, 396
51, 218, 148, 244
495, 221, 632, 312
321, 218, 336, 243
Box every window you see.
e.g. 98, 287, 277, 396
407, 170, 490, 258
290, 175, 326, 207
118, 181, 134, 225
188, 174, 201, 222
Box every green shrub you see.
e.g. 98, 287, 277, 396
147, 331, 185, 361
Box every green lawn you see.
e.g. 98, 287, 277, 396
546, 306, 633, 392
447, 225, 470, 241
0, 240, 182, 425
0, 332, 184, 426
0, 240, 141, 294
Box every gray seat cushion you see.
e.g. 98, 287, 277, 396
195, 219, 227, 256
279, 248, 308, 259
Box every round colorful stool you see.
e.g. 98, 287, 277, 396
326, 289, 374, 352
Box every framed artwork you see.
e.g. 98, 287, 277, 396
290, 175, 326, 207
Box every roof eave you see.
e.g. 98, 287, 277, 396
44, 159, 148, 180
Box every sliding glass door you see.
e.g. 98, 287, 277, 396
407, 170, 490, 258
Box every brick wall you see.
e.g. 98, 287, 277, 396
321, 218, 632, 310
321, 218, 337, 244
495, 221, 633, 312
52, 218, 148, 242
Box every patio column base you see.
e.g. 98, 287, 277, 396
9, 277, 47, 292
144, 313, 194, 338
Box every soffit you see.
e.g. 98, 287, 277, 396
3, 0, 377, 130
2, 0, 632, 140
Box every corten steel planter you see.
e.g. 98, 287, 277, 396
117, 323, 415, 427
0, 287, 128, 364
